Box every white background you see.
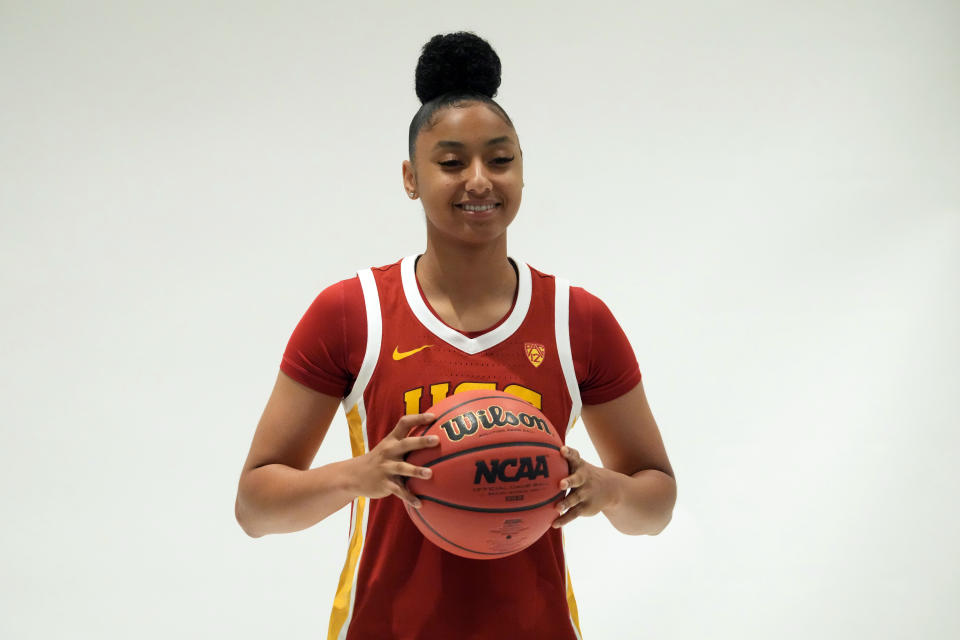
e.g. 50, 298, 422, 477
2, 1, 958, 638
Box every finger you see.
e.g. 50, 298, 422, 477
559, 470, 587, 491
391, 413, 436, 438
397, 434, 441, 455
561, 445, 582, 466
552, 504, 583, 528
390, 460, 433, 479
560, 448, 581, 478
388, 481, 423, 509
557, 488, 586, 513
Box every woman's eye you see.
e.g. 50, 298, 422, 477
438, 156, 514, 168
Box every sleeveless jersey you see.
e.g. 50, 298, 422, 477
281, 255, 643, 640
333, 255, 582, 640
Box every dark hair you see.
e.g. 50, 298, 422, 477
408, 32, 515, 160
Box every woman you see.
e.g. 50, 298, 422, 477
235, 31, 676, 640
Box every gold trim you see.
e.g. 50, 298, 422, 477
327, 404, 368, 639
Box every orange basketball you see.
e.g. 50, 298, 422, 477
404, 389, 568, 560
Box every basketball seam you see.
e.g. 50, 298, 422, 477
414, 490, 566, 514
419, 440, 561, 467
409, 507, 508, 557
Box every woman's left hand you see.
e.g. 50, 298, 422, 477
552, 445, 620, 528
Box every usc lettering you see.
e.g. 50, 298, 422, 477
403, 382, 542, 415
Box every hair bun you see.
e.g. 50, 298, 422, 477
415, 32, 502, 104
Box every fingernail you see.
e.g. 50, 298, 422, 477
427, 436, 439, 444
412, 500, 422, 509
559, 480, 567, 490
561, 446, 569, 455
421, 468, 432, 478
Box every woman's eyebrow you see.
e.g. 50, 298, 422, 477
433, 136, 515, 150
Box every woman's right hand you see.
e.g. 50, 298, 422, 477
354, 413, 439, 509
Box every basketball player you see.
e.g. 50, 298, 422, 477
235, 32, 676, 640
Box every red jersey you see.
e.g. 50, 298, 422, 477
281, 256, 641, 640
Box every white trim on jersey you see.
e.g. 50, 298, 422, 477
334, 268, 381, 640
343, 268, 382, 413
554, 278, 582, 432
555, 282, 585, 640
399, 254, 532, 355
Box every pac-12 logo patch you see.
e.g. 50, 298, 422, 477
524, 342, 546, 368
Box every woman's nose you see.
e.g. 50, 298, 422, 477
464, 160, 492, 194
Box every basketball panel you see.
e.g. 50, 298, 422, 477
405, 499, 556, 560
407, 443, 567, 511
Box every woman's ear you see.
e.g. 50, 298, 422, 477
402, 159, 418, 198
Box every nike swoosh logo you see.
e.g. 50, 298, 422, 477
393, 345, 433, 360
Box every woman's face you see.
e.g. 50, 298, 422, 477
403, 103, 523, 247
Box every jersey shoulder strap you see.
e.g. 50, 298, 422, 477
553, 277, 581, 431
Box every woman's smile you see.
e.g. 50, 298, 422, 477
456, 201, 501, 220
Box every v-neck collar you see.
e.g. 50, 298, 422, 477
399, 254, 532, 355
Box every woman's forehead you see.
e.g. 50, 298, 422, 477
420, 103, 517, 150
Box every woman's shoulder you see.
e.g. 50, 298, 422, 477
308, 274, 361, 311
313, 255, 407, 301
370, 256, 405, 274
519, 260, 610, 311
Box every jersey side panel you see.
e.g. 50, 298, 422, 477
327, 269, 381, 640
556, 278, 585, 639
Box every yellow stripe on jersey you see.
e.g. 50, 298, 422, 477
567, 569, 583, 635
328, 404, 368, 640
562, 530, 583, 638
346, 403, 367, 458
327, 495, 367, 639
566, 564, 582, 636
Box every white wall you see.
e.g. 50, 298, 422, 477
1, 1, 957, 638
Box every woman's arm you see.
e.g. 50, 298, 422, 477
235, 371, 349, 537
234, 371, 437, 538
554, 381, 676, 535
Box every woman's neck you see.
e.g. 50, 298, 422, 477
416, 234, 517, 331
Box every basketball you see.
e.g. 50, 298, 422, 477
404, 389, 568, 560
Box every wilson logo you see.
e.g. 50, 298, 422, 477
474, 456, 550, 484
438, 404, 551, 443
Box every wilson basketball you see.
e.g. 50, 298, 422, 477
404, 389, 568, 560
